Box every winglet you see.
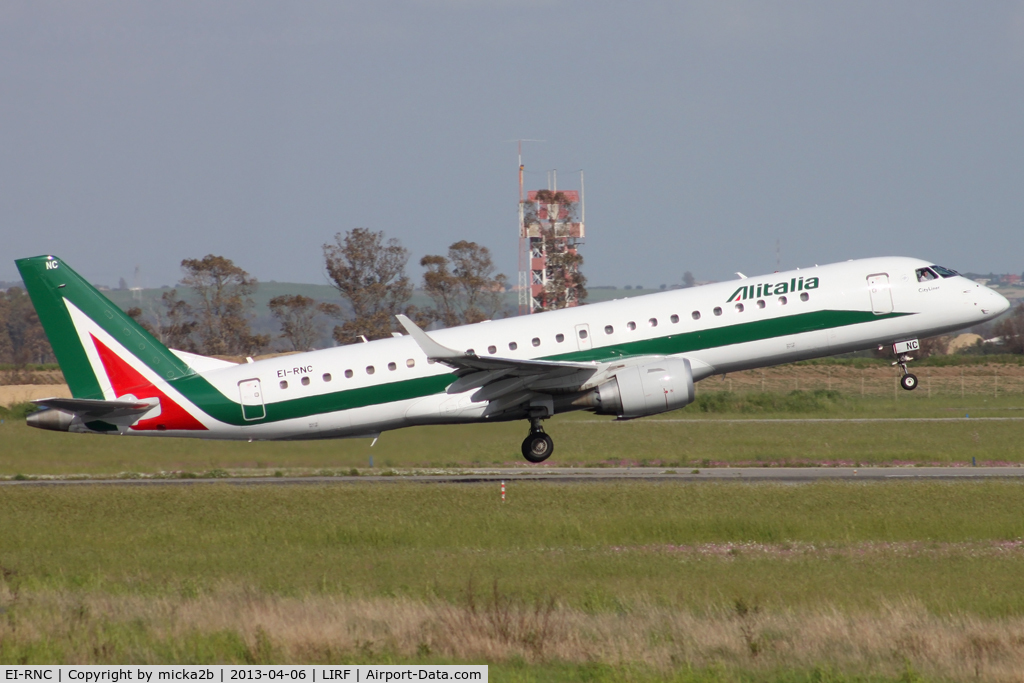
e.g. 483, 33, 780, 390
395, 314, 464, 359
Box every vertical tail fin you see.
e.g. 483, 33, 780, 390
15, 255, 194, 400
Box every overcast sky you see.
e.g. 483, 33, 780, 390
3, 2, 1023, 289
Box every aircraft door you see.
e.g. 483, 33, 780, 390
575, 323, 592, 352
867, 274, 893, 315
238, 379, 266, 421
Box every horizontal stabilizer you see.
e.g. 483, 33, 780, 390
32, 397, 155, 419
170, 349, 238, 372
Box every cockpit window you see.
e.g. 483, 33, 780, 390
916, 268, 939, 282
931, 265, 959, 278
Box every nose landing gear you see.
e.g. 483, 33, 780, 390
899, 371, 918, 391
521, 416, 554, 463
892, 339, 920, 391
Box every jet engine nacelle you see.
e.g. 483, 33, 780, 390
26, 408, 74, 432
585, 358, 695, 419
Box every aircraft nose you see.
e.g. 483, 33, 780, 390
983, 288, 1011, 317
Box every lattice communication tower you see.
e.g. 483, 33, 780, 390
517, 167, 585, 315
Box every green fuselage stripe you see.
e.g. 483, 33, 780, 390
175, 308, 909, 426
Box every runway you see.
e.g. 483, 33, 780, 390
3, 466, 1024, 486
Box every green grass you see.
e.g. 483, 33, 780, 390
2, 481, 1023, 615
1, 392, 1023, 475
3, 481, 1021, 675
0, 402, 39, 421
484, 664, 921, 683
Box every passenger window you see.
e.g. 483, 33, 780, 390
800, 292, 809, 302
406, 359, 415, 367
323, 373, 332, 382
649, 318, 658, 327
713, 307, 722, 316
692, 311, 701, 320
366, 366, 375, 375
578, 329, 588, 339
778, 296, 788, 305
605, 325, 614, 334
466, 349, 474, 355
627, 321, 636, 331
555, 333, 565, 343
670, 314, 679, 324
388, 362, 397, 371
488, 345, 497, 354
509, 341, 518, 351
344, 369, 353, 378
757, 300, 766, 309
301, 376, 310, 386
532, 338, 541, 347
735, 303, 744, 313
279, 380, 288, 390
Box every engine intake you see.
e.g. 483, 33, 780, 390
581, 358, 695, 419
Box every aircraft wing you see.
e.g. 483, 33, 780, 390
395, 315, 599, 405
32, 397, 155, 419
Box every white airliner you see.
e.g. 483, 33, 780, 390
16, 255, 1010, 462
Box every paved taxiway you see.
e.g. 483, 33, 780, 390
2, 467, 1023, 487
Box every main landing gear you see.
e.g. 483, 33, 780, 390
521, 416, 554, 463
891, 339, 920, 391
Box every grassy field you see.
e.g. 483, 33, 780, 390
2, 481, 1024, 680
3, 386, 1024, 679
2, 392, 1024, 476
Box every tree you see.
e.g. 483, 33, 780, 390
916, 335, 950, 359
0, 290, 14, 363
268, 295, 340, 351
160, 255, 269, 356
181, 255, 269, 356
155, 289, 199, 351
125, 307, 157, 337
993, 303, 1024, 354
421, 241, 508, 327
0, 287, 54, 364
682, 271, 695, 288
323, 228, 414, 343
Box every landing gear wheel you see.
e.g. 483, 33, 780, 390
522, 432, 554, 463
900, 373, 919, 391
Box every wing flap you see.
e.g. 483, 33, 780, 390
395, 314, 605, 413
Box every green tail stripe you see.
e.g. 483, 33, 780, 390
15, 255, 193, 399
